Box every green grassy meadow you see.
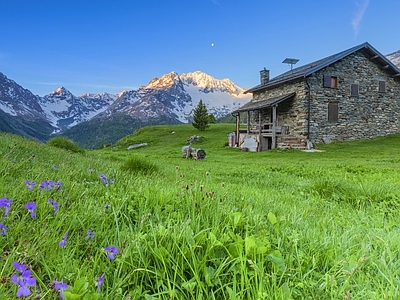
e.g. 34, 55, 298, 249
1, 124, 400, 299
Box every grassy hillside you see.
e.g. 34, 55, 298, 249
60, 114, 182, 149
1, 124, 400, 299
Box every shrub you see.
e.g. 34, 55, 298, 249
121, 156, 158, 175
47, 136, 85, 153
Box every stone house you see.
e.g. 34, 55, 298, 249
232, 42, 400, 151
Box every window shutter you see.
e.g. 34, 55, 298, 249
331, 76, 338, 88
328, 102, 338, 122
379, 81, 386, 92
351, 84, 359, 96
323, 75, 332, 87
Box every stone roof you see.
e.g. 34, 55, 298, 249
245, 42, 400, 94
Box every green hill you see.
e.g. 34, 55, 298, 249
1, 124, 400, 299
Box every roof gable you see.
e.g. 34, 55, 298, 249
246, 42, 400, 93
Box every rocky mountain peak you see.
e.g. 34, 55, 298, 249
145, 71, 181, 89
50, 86, 73, 98
181, 70, 245, 96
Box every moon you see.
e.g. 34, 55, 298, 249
211, 43, 214, 47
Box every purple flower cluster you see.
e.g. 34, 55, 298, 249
85, 229, 95, 241
10, 262, 37, 297
0, 222, 7, 236
99, 174, 108, 186
5, 174, 119, 297
39, 180, 63, 191
25, 180, 36, 190
105, 245, 118, 260
0, 197, 12, 217
99, 174, 114, 186
48, 198, 59, 215
59, 232, 68, 247
53, 280, 68, 299
97, 273, 105, 292
25, 202, 36, 219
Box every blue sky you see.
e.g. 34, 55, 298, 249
0, 0, 399, 96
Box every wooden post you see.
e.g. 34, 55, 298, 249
235, 113, 240, 147
258, 110, 262, 152
247, 111, 250, 134
272, 105, 277, 149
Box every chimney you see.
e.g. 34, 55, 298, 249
260, 68, 270, 85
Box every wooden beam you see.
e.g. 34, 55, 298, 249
247, 111, 250, 134
235, 113, 240, 147
258, 111, 262, 152
371, 55, 379, 59
271, 105, 277, 149
382, 65, 390, 69
393, 73, 400, 77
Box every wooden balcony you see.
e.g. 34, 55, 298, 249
240, 123, 288, 137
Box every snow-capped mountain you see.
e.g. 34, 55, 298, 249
0, 72, 55, 141
38, 87, 118, 132
100, 71, 250, 124
0, 72, 45, 119
0, 70, 251, 143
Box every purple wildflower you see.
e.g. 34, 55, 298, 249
10, 262, 36, 297
53, 165, 59, 170
25, 202, 36, 219
0, 222, 7, 236
105, 204, 110, 209
59, 232, 68, 247
97, 273, 105, 292
54, 181, 63, 191
85, 229, 95, 241
25, 180, 36, 190
53, 280, 68, 299
40, 180, 63, 191
48, 199, 59, 215
0, 197, 12, 218
99, 174, 108, 186
104, 245, 118, 260
40, 180, 51, 190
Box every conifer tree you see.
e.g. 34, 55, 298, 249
192, 99, 210, 131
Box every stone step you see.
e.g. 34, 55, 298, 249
290, 144, 307, 149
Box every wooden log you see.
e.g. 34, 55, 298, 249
182, 146, 206, 159
192, 148, 206, 160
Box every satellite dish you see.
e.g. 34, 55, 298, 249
282, 58, 299, 70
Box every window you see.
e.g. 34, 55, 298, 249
328, 101, 338, 122
379, 81, 386, 92
351, 84, 359, 96
323, 75, 338, 88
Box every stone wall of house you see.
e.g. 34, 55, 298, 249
252, 78, 308, 141
308, 51, 400, 143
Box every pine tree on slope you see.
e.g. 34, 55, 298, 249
192, 99, 210, 131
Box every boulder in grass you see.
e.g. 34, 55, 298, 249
127, 143, 148, 150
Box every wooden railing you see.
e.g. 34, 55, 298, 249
246, 123, 287, 134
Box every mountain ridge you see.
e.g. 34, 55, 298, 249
0, 70, 251, 146
1, 49, 399, 147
